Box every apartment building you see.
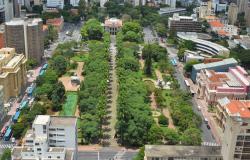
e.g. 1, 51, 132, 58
0, 0, 14, 24
4, 18, 44, 64
144, 145, 222, 160
0, 85, 6, 121
228, 3, 238, 25
196, 66, 250, 105
216, 97, 250, 160
12, 115, 78, 160
168, 13, 202, 32
0, 48, 27, 103
198, 0, 212, 19
104, 18, 122, 35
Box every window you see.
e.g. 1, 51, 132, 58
57, 128, 64, 131
26, 140, 33, 143
35, 143, 39, 145
37, 148, 41, 151
57, 156, 60, 159
247, 129, 250, 133
48, 156, 51, 159
49, 128, 56, 131
237, 135, 244, 140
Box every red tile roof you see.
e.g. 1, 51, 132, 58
226, 100, 250, 118
209, 21, 224, 28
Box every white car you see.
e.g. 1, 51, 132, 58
198, 105, 201, 110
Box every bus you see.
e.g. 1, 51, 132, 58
0, 126, 8, 137
39, 70, 45, 76
184, 79, 190, 88
19, 100, 28, 110
42, 63, 48, 70
12, 111, 21, 123
27, 84, 35, 97
3, 127, 12, 141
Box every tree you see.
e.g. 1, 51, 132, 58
32, 5, 43, 14
181, 127, 202, 145
12, 123, 26, 139
104, 0, 121, 17
155, 23, 167, 37
78, 0, 87, 18
81, 119, 100, 144
179, 40, 196, 51
1, 149, 11, 160
177, 48, 187, 61
148, 124, 163, 144
81, 19, 104, 40
123, 31, 140, 42
184, 60, 200, 73
122, 21, 142, 34
133, 146, 145, 160
47, 25, 58, 42
26, 58, 39, 70
162, 128, 179, 145
144, 47, 152, 76
50, 55, 67, 76
158, 114, 169, 126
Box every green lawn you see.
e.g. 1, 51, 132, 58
60, 92, 78, 116
71, 53, 89, 62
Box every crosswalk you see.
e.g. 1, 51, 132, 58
202, 142, 220, 146
0, 144, 14, 149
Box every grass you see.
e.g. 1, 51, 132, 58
60, 92, 78, 116
71, 53, 89, 62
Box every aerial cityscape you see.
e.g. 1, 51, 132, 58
0, 0, 250, 159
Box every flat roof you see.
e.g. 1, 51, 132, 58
177, 32, 229, 53
50, 116, 77, 126
34, 115, 50, 125
193, 58, 238, 70
145, 145, 222, 158
5, 55, 23, 67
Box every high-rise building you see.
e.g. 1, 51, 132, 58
11, 115, 78, 160
13, 0, 21, 18
237, 0, 248, 13
0, 85, 6, 121
228, 3, 238, 25
4, 18, 44, 63
0, 48, 27, 102
199, 0, 212, 18
245, 1, 250, 27
216, 97, 250, 160
0, 0, 14, 23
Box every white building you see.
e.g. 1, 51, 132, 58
100, 0, 108, 7
11, 115, 78, 160
46, 0, 64, 9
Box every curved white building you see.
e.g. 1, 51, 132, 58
177, 32, 230, 57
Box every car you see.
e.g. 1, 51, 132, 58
207, 124, 211, 129
197, 105, 201, 110
204, 118, 208, 124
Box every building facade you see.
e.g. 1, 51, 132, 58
198, 0, 212, 19
0, 85, 6, 121
0, 0, 14, 24
4, 18, 44, 63
168, 13, 202, 32
46, 0, 64, 9
144, 145, 222, 160
11, 115, 77, 160
104, 18, 122, 35
228, 3, 238, 25
0, 48, 27, 102
216, 97, 250, 160
191, 58, 238, 82
196, 66, 250, 105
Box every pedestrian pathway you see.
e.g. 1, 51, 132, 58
102, 35, 119, 147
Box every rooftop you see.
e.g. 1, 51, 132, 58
145, 145, 222, 158
218, 97, 250, 118
34, 115, 50, 125
209, 21, 224, 28
193, 58, 238, 70
50, 116, 77, 126
104, 18, 122, 27
47, 18, 63, 26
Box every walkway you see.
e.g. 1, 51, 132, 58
102, 35, 118, 147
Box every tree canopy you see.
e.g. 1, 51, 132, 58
81, 19, 104, 40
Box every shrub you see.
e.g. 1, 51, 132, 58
158, 114, 169, 126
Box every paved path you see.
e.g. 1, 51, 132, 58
103, 35, 118, 147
